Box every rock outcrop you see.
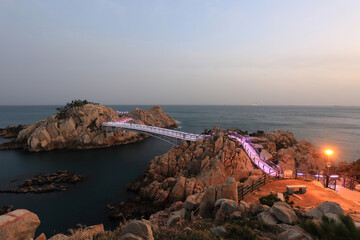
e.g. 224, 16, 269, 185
0, 170, 85, 194
108, 129, 255, 219
0, 209, 40, 240
0, 125, 27, 138
0, 105, 177, 152
305, 201, 344, 221
258, 130, 326, 172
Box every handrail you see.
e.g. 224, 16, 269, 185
102, 122, 205, 141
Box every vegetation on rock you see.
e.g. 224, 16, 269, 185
335, 159, 360, 179
300, 214, 360, 240
56, 99, 98, 119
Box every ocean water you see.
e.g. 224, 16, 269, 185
0, 105, 359, 235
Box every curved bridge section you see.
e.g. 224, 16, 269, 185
102, 121, 279, 176
102, 122, 205, 145
229, 132, 280, 177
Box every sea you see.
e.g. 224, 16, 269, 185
0, 105, 359, 236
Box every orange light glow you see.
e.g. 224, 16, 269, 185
325, 149, 334, 156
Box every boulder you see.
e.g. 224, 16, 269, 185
257, 211, 277, 225
230, 211, 243, 220
36, 233, 47, 240
305, 201, 344, 220
239, 201, 251, 213
0, 209, 40, 240
48, 234, 68, 240
184, 193, 203, 211
215, 199, 237, 221
121, 220, 154, 240
167, 201, 184, 212
167, 215, 181, 227
260, 149, 273, 161
219, 177, 238, 202
170, 177, 186, 201
277, 229, 308, 240
120, 233, 143, 240
210, 226, 227, 236
199, 186, 216, 219
270, 202, 298, 224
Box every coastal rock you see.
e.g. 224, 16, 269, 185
0, 209, 40, 240
184, 193, 203, 211
217, 177, 238, 202
270, 202, 298, 224
120, 233, 143, 240
0, 205, 13, 215
2, 104, 177, 152
262, 130, 326, 172
0, 170, 85, 194
257, 211, 277, 225
215, 199, 237, 221
0, 125, 27, 138
277, 229, 308, 240
35, 233, 47, 240
121, 220, 154, 240
124, 129, 254, 213
48, 234, 68, 240
305, 201, 344, 220
199, 186, 216, 219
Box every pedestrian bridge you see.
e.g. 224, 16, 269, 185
102, 121, 280, 176
102, 122, 206, 145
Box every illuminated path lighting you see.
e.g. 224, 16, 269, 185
228, 133, 279, 177
101, 123, 335, 179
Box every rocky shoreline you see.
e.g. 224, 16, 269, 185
2, 104, 358, 239
0, 170, 85, 194
0, 104, 178, 152
107, 127, 327, 222
0, 125, 28, 138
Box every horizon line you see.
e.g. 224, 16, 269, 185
0, 104, 359, 107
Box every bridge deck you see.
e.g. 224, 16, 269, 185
102, 121, 279, 176
102, 122, 205, 141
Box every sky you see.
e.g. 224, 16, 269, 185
0, 0, 360, 105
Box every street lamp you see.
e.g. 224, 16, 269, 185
325, 149, 333, 176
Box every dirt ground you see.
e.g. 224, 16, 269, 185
243, 179, 360, 222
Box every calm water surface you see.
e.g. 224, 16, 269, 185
0, 105, 359, 235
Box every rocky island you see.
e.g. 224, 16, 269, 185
0, 102, 178, 151
1, 104, 359, 240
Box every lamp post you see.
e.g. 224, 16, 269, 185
325, 149, 333, 176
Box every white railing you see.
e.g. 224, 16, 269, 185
102, 122, 205, 142
229, 134, 279, 177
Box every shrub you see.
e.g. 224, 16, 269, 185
259, 193, 281, 207
300, 214, 360, 240
224, 223, 257, 240
176, 230, 217, 240
56, 99, 98, 119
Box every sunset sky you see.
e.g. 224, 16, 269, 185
1, 0, 359, 105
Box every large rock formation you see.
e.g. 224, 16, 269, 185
109, 128, 255, 219
0, 209, 40, 240
0, 105, 177, 152
127, 129, 254, 207
257, 130, 326, 172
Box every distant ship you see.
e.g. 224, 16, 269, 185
252, 103, 259, 106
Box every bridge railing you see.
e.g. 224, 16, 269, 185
229, 133, 279, 177
102, 122, 205, 141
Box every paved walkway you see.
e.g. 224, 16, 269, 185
335, 185, 360, 206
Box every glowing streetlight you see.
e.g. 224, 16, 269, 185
325, 149, 333, 176
325, 149, 333, 156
